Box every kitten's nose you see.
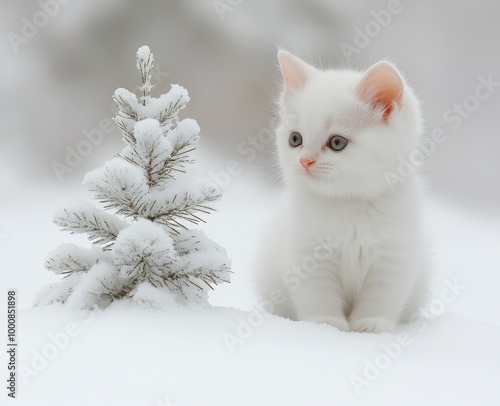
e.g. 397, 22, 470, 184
300, 158, 316, 169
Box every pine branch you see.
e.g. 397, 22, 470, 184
46, 255, 92, 276
84, 160, 149, 219
114, 117, 136, 145
159, 118, 200, 179
120, 144, 196, 190
142, 84, 189, 128
157, 98, 183, 130
162, 147, 195, 178
33, 273, 83, 306
112, 88, 140, 145
141, 191, 221, 232
54, 203, 127, 249
101, 283, 134, 302
113, 94, 139, 121
90, 184, 145, 219
45, 244, 106, 275
118, 119, 177, 190
136, 46, 154, 105
157, 263, 231, 298
168, 229, 232, 297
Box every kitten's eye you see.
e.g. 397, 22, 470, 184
328, 135, 348, 151
289, 132, 303, 148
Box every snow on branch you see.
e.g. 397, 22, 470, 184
138, 183, 221, 232
54, 202, 127, 249
173, 229, 231, 295
136, 45, 154, 105
113, 219, 177, 287
119, 119, 175, 189
34, 273, 83, 306
84, 159, 149, 218
45, 244, 108, 275
65, 263, 128, 309
145, 84, 190, 130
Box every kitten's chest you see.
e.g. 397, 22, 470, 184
289, 200, 389, 270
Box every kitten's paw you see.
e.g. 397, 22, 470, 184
308, 316, 349, 332
350, 317, 395, 333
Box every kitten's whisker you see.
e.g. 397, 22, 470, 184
257, 63, 278, 85
253, 162, 283, 170
248, 104, 276, 115
259, 170, 286, 194
239, 89, 277, 110
247, 64, 279, 98
244, 72, 276, 101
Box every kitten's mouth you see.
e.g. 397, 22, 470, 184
302, 168, 321, 179
300, 168, 337, 182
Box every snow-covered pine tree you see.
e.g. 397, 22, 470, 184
36, 46, 231, 309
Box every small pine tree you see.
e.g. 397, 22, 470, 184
36, 46, 231, 309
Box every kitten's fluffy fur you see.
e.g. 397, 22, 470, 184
255, 51, 428, 333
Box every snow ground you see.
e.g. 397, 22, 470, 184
2, 177, 500, 406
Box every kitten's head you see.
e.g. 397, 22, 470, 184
275, 50, 422, 199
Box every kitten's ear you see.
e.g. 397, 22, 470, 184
358, 61, 404, 122
278, 50, 314, 96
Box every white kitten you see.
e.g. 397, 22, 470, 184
254, 51, 429, 333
